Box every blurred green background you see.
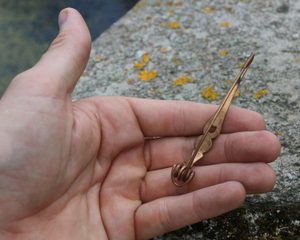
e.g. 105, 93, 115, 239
0, 0, 138, 95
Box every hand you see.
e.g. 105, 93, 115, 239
0, 8, 280, 240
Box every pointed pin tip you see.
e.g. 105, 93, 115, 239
243, 52, 255, 69
236, 53, 255, 84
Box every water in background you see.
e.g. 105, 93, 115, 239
0, 0, 138, 95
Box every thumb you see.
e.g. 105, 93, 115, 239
6, 8, 91, 98
36, 8, 92, 95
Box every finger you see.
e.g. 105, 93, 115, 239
6, 8, 91, 98
145, 130, 280, 170
141, 163, 276, 202
127, 98, 265, 137
135, 182, 245, 240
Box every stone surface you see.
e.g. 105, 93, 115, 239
73, 0, 300, 238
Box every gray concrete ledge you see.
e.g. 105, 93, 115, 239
73, 0, 300, 238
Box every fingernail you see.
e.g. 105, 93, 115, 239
58, 9, 69, 28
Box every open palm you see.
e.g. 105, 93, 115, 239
0, 9, 280, 240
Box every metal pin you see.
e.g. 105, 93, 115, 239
171, 53, 255, 187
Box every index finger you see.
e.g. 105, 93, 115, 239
127, 98, 265, 137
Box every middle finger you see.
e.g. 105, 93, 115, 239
145, 130, 280, 171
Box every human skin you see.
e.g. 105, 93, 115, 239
0, 8, 280, 240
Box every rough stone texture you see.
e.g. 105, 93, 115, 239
73, 0, 300, 238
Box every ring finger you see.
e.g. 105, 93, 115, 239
140, 162, 276, 202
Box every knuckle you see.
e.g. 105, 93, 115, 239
254, 112, 266, 129
192, 191, 205, 220
158, 199, 173, 233
143, 142, 152, 170
224, 135, 235, 162
49, 31, 69, 50
49, 31, 91, 61
172, 101, 187, 134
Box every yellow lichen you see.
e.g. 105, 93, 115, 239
201, 86, 220, 101
127, 79, 134, 85
219, 49, 229, 57
154, 0, 162, 7
139, 70, 158, 81
167, 7, 175, 14
255, 89, 269, 99
169, 21, 181, 29
240, 62, 245, 69
160, 47, 171, 53
164, 1, 183, 7
142, 53, 150, 64
172, 57, 183, 65
134, 53, 150, 69
275, 130, 284, 136
134, 62, 145, 69
160, 21, 168, 27
234, 89, 240, 97
95, 54, 102, 62
226, 79, 232, 84
173, 75, 192, 86
202, 6, 215, 14
134, 1, 147, 10
294, 57, 300, 62
220, 20, 230, 28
